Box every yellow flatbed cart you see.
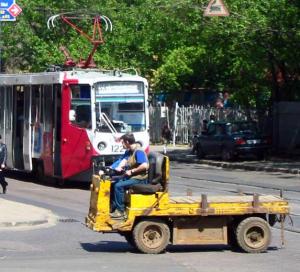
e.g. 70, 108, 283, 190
86, 152, 289, 254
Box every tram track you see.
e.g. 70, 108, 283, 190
174, 175, 300, 210
172, 179, 300, 216
173, 175, 300, 201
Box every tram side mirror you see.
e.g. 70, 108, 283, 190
69, 109, 76, 122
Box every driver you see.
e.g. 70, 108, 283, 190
110, 133, 149, 219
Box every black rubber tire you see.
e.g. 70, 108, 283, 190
133, 219, 170, 254
236, 217, 271, 253
221, 148, 234, 161
196, 144, 205, 159
256, 152, 266, 161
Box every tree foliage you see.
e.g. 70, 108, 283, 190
1, 0, 299, 108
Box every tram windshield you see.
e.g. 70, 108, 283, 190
94, 81, 146, 133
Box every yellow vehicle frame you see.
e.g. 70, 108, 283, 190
86, 155, 289, 254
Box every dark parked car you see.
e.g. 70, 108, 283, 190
194, 121, 271, 161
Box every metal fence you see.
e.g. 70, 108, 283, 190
149, 104, 261, 145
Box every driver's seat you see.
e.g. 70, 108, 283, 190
129, 152, 167, 194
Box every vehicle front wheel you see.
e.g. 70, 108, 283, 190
236, 217, 271, 253
221, 148, 235, 161
133, 219, 170, 254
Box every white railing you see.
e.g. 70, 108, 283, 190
149, 104, 262, 145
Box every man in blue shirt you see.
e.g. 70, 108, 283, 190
110, 133, 149, 219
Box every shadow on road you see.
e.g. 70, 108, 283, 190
80, 241, 259, 254
4, 169, 90, 190
81, 241, 136, 253
4, 169, 36, 182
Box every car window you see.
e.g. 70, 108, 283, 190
227, 122, 258, 134
207, 124, 226, 136
237, 122, 257, 133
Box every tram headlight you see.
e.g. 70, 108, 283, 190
97, 141, 107, 151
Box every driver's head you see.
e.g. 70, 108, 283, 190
120, 133, 135, 149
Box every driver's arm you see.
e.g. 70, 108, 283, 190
114, 158, 128, 172
126, 162, 148, 176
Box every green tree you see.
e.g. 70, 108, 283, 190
1, 0, 299, 109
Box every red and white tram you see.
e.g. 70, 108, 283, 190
0, 69, 149, 182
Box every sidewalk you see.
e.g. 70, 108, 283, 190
0, 197, 57, 230
150, 144, 300, 175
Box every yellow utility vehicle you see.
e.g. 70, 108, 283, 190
86, 152, 289, 254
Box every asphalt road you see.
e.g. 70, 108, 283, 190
0, 162, 299, 272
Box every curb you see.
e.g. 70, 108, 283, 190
165, 153, 300, 175
0, 199, 59, 230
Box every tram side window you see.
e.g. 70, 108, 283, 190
5, 86, 13, 130
69, 84, 91, 129
31, 85, 42, 126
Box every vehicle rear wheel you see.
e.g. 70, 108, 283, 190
196, 145, 205, 159
236, 217, 271, 253
133, 219, 170, 254
256, 152, 266, 160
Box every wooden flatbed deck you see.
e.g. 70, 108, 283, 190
169, 195, 284, 204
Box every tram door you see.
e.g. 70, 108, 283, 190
42, 85, 54, 176
4, 86, 13, 168
0, 86, 5, 152
23, 86, 33, 171
13, 86, 25, 169
53, 84, 62, 176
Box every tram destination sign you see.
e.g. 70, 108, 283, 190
0, 0, 22, 21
